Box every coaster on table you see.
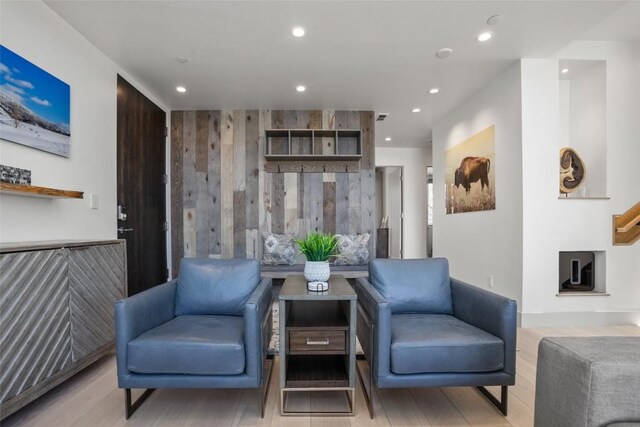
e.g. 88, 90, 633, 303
307, 281, 328, 292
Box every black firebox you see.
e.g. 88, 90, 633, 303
559, 251, 595, 292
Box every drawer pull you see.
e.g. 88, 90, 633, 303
306, 338, 330, 345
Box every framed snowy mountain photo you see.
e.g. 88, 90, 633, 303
0, 45, 70, 157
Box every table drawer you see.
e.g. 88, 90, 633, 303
288, 330, 347, 354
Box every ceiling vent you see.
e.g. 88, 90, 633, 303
376, 113, 389, 121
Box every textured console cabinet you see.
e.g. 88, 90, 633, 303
0, 240, 126, 419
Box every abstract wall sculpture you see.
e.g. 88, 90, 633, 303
559, 147, 586, 195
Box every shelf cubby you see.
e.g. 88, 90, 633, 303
265, 129, 362, 161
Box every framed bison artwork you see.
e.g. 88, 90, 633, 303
445, 125, 496, 214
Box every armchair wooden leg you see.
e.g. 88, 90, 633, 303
124, 388, 155, 419
476, 385, 508, 416
259, 355, 275, 418
356, 303, 376, 418
355, 355, 374, 419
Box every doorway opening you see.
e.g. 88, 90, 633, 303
427, 166, 433, 257
375, 166, 404, 259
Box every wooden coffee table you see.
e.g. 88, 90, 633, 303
278, 274, 357, 415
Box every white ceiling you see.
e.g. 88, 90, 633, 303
45, 1, 639, 148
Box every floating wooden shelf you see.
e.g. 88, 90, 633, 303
0, 183, 84, 199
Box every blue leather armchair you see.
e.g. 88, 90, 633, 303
355, 258, 517, 418
115, 258, 273, 419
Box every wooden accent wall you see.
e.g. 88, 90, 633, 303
170, 110, 375, 274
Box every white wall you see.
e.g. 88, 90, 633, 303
521, 41, 640, 326
559, 61, 608, 197
432, 62, 523, 308
375, 147, 431, 258
385, 167, 402, 258
0, 1, 168, 244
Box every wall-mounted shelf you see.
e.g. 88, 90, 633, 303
266, 129, 362, 160
557, 196, 610, 200
556, 292, 610, 297
0, 182, 84, 199
265, 154, 361, 161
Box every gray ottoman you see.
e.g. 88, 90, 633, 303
534, 337, 640, 427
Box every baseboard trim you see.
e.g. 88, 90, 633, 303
520, 311, 640, 328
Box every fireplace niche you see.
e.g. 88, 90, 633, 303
558, 251, 606, 294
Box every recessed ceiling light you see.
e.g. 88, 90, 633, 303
296, 85, 306, 92
292, 27, 305, 37
435, 48, 453, 59
477, 32, 493, 42
385, 137, 392, 142
429, 88, 440, 94
176, 56, 188, 63
176, 86, 186, 93
412, 108, 421, 113
561, 68, 569, 74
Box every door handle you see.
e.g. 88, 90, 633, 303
117, 227, 134, 233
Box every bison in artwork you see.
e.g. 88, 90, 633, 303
454, 156, 491, 193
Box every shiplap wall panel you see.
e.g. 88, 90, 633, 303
361, 169, 376, 256
170, 110, 375, 266
233, 191, 246, 258
245, 110, 259, 230
271, 172, 285, 234
182, 112, 196, 210
208, 110, 222, 257
182, 112, 196, 258
220, 111, 234, 258
309, 173, 324, 233
360, 111, 374, 170
323, 182, 337, 235
349, 171, 362, 235
195, 111, 209, 257
233, 111, 246, 192
258, 110, 269, 239
336, 173, 350, 234
170, 112, 184, 274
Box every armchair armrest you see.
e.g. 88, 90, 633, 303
451, 278, 517, 376
114, 280, 177, 380
354, 277, 392, 379
244, 277, 273, 380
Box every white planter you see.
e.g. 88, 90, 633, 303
304, 261, 330, 282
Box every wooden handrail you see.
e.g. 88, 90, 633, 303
614, 202, 640, 233
613, 202, 640, 245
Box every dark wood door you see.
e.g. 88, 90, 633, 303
117, 75, 167, 296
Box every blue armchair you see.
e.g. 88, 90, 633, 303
115, 258, 273, 419
354, 258, 517, 418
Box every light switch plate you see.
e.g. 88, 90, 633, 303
89, 193, 99, 209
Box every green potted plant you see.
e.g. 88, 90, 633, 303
295, 232, 338, 286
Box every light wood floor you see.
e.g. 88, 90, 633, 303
3, 325, 638, 427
